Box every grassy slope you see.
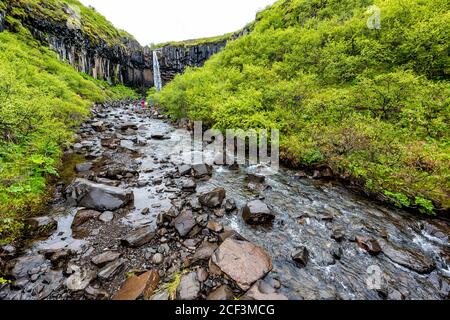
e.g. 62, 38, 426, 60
0, 1, 139, 243
154, 0, 450, 215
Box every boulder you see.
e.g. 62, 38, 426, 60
191, 242, 218, 264
292, 247, 309, 267
211, 238, 272, 290
72, 209, 101, 228
75, 162, 93, 173
207, 221, 223, 233
356, 236, 382, 256
173, 210, 196, 237
66, 268, 96, 291
178, 164, 192, 176
224, 199, 237, 212
242, 200, 275, 225
9, 255, 47, 279
113, 270, 159, 300
98, 259, 125, 280
192, 164, 212, 178
91, 251, 121, 267
66, 178, 134, 211
176, 272, 200, 300
380, 241, 435, 274
121, 227, 156, 248
25, 216, 57, 235
198, 188, 226, 208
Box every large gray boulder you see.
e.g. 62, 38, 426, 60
211, 238, 272, 290
66, 178, 134, 211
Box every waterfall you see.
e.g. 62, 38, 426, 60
153, 50, 163, 92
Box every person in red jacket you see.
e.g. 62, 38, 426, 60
141, 99, 146, 108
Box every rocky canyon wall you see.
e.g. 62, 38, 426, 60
0, 4, 247, 90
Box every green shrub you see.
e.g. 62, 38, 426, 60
156, 0, 450, 214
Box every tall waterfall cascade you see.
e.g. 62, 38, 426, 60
153, 50, 163, 92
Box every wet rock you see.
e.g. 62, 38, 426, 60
174, 210, 196, 237
72, 209, 101, 228
178, 164, 192, 176
207, 221, 223, 233
292, 247, 309, 268
189, 197, 202, 211
191, 242, 218, 264
242, 200, 275, 225
39, 249, 74, 268
214, 209, 225, 217
152, 253, 164, 265
25, 216, 57, 236
330, 245, 343, 260
91, 251, 122, 267
247, 173, 265, 184
98, 259, 125, 280
192, 164, 212, 179
66, 268, 96, 291
75, 162, 93, 173
224, 199, 237, 212
207, 285, 234, 300
113, 270, 159, 300
66, 178, 134, 211
356, 236, 382, 256
98, 211, 114, 222
85, 286, 109, 300
218, 228, 246, 243
176, 272, 200, 300
331, 227, 345, 242
151, 133, 167, 140
198, 188, 226, 208
244, 280, 288, 300
8, 255, 47, 279
121, 122, 138, 130
380, 241, 436, 274
211, 238, 272, 290
121, 227, 156, 248
312, 166, 334, 179
92, 121, 106, 132
180, 178, 197, 192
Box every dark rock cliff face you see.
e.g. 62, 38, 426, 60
156, 40, 227, 83
0, 7, 240, 90
17, 14, 154, 89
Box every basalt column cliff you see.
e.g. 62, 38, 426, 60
0, 1, 228, 89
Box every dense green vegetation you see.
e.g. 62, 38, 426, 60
154, 0, 450, 215
0, 24, 137, 243
4, 0, 136, 46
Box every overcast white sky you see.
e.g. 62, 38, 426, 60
78, 0, 277, 45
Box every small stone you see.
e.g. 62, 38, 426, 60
292, 247, 309, 267
98, 259, 125, 280
152, 253, 164, 265
75, 162, 93, 173
91, 251, 121, 267
99, 211, 114, 222
121, 227, 156, 248
242, 200, 275, 225
207, 221, 223, 233
176, 272, 200, 300
198, 188, 226, 208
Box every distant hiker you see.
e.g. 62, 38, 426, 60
141, 99, 146, 108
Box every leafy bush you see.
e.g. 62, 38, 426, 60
155, 0, 450, 214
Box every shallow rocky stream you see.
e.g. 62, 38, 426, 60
1, 102, 449, 300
